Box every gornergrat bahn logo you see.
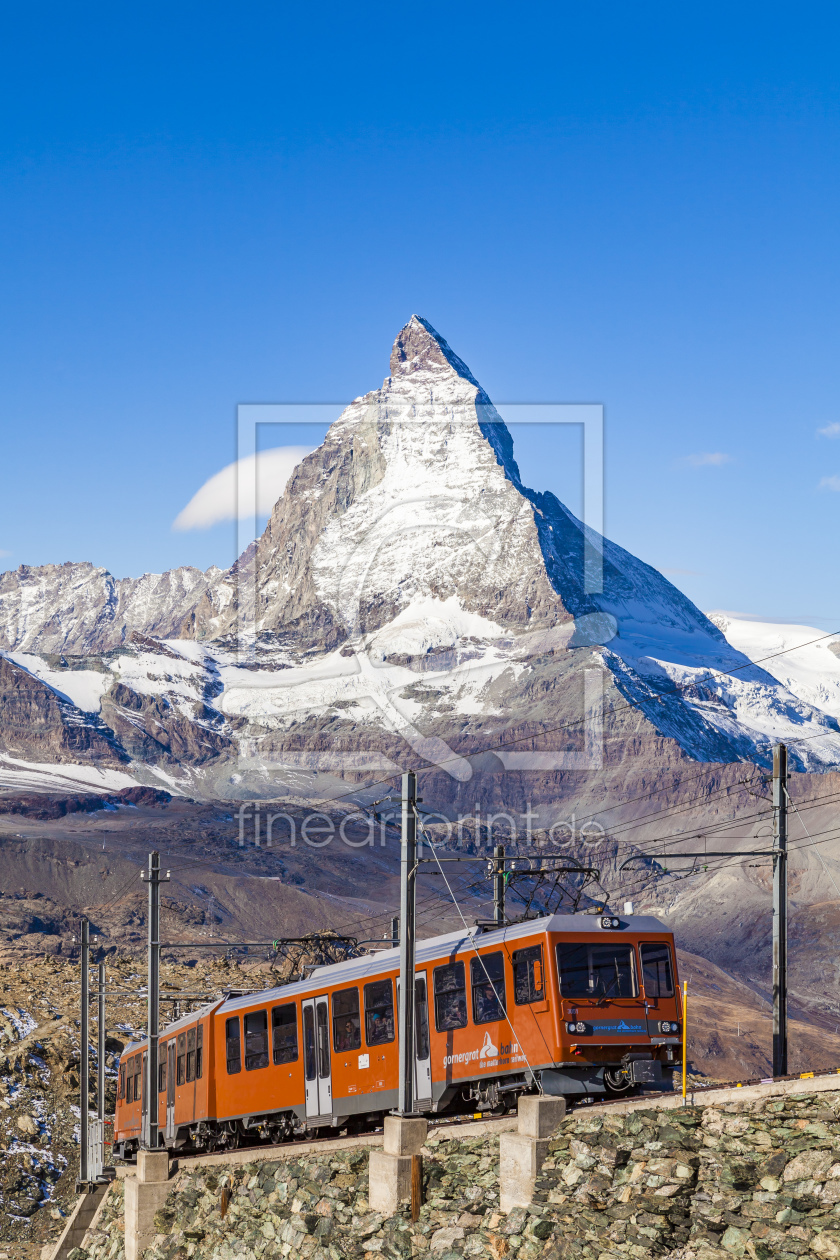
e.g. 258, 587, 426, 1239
443, 1033, 519, 1068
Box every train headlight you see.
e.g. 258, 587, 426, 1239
566, 1021, 588, 1035
659, 1021, 679, 1034
599, 915, 621, 929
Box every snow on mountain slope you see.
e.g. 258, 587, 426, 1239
0, 754, 140, 794
2, 315, 840, 798
0, 562, 219, 654
4, 653, 111, 713
708, 614, 840, 722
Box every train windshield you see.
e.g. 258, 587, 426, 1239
555, 941, 638, 999
640, 943, 675, 997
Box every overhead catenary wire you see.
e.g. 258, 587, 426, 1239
408, 803, 546, 1095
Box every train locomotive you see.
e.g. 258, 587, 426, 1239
114, 911, 681, 1157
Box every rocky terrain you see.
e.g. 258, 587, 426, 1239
0, 952, 306, 1257
70, 1087, 840, 1260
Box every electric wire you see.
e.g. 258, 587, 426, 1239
411, 802, 545, 1095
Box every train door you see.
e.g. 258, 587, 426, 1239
165, 1042, 176, 1141
414, 972, 432, 1107
397, 974, 433, 1108
302, 997, 332, 1121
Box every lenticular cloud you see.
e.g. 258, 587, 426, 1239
173, 445, 314, 530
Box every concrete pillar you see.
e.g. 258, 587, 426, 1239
125, 1151, 171, 1260
499, 1094, 566, 1212
369, 1115, 428, 1215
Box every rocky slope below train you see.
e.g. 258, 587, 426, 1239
2, 316, 840, 813
71, 1086, 840, 1260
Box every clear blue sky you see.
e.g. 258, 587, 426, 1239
1, 3, 839, 627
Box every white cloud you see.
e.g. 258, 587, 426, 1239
819, 475, 840, 492
173, 446, 314, 531
678, 452, 732, 468
0, 549, 10, 558
818, 423, 840, 438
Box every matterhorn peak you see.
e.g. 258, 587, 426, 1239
389, 314, 483, 392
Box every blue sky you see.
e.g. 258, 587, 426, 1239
1, 3, 839, 627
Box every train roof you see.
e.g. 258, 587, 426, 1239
122, 998, 223, 1053
120, 913, 672, 1044
216, 911, 670, 1016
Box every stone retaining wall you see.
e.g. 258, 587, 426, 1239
70, 1090, 840, 1260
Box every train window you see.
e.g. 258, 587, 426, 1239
118, 1063, 125, 1100
177, 1033, 186, 1086
470, 953, 506, 1024
272, 1004, 299, 1064
640, 943, 674, 998
332, 988, 362, 1053
415, 976, 430, 1060
225, 1017, 242, 1074
186, 1028, 196, 1082
134, 1054, 142, 1101
196, 1024, 203, 1080
555, 942, 638, 999
364, 979, 395, 1046
158, 1052, 166, 1094
433, 962, 468, 1031
512, 945, 545, 1005
245, 1011, 269, 1070
303, 1006, 316, 1080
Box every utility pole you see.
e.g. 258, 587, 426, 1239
493, 844, 506, 927
79, 917, 90, 1189
142, 852, 169, 1149
397, 771, 417, 1116
772, 743, 788, 1077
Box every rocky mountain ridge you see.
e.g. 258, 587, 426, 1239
2, 316, 840, 808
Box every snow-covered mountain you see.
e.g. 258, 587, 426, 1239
707, 614, 840, 722
2, 315, 839, 803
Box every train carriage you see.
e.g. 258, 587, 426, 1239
114, 912, 681, 1157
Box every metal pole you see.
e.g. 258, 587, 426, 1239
391, 916, 399, 949
772, 743, 788, 1077
493, 844, 505, 927
681, 980, 688, 1102
80, 918, 90, 1187
398, 771, 417, 1115
143, 851, 168, 1149
97, 962, 105, 1125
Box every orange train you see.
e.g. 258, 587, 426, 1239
113, 912, 682, 1157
